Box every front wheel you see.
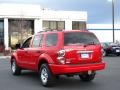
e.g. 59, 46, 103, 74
39, 63, 55, 87
79, 72, 96, 82
11, 59, 21, 75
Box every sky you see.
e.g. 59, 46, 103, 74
0, 0, 120, 24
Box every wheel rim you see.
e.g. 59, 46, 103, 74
12, 62, 16, 73
41, 68, 48, 84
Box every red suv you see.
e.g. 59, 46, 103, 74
11, 30, 105, 87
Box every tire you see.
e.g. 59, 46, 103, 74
55, 75, 60, 79
79, 72, 96, 82
103, 50, 108, 57
116, 54, 120, 56
103, 50, 106, 57
39, 63, 55, 87
11, 59, 21, 75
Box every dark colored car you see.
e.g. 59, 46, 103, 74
101, 42, 120, 56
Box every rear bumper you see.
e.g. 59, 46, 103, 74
49, 62, 105, 74
106, 49, 120, 55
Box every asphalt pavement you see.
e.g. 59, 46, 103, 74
0, 56, 120, 90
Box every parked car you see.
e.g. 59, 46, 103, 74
101, 42, 120, 56
11, 30, 105, 87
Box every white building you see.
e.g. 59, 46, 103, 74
87, 24, 120, 42
0, 3, 87, 50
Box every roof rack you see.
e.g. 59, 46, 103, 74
38, 31, 45, 33
49, 29, 64, 31
38, 29, 64, 33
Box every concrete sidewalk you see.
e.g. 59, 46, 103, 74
0, 53, 11, 59
0, 56, 11, 59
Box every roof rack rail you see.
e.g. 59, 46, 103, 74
38, 31, 45, 33
38, 29, 64, 33
49, 29, 64, 31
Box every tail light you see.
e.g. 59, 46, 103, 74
57, 50, 66, 64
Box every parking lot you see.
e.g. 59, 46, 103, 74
0, 56, 120, 90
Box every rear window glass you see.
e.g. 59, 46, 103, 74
64, 32, 99, 45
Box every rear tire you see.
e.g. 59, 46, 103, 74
11, 59, 21, 75
79, 72, 96, 82
39, 63, 55, 87
103, 50, 106, 56
116, 54, 120, 56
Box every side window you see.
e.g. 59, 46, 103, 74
46, 33, 58, 47
32, 34, 43, 47
22, 37, 32, 48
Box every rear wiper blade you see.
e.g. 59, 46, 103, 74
87, 42, 96, 45
83, 42, 96, 47
66, 43, 84, 46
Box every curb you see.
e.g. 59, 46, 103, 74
0, 56, 11, 59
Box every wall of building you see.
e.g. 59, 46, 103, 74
89, 30, 120, 42
0, 3, 87, 50
87, 24, 120, 43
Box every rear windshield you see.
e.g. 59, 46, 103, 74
64, 32, 100, 45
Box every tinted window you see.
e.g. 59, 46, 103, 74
32, 35, 43, 47
0, 20, 4, 46
22, 37, 32, 48
72, 21, 86, 30
43, 21, 65, 31
64, 32, 99, 45
46, 33, 58, 46
9, 19, 34, 49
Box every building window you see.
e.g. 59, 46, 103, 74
43, 21, 65, 31
9, 19, 34, 49
0, 20, 4, 44
72, 21, 86, 30
0, 20, 4, 52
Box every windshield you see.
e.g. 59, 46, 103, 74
64, 32, 100, 45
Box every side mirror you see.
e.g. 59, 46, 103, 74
15, 43, 21, 49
